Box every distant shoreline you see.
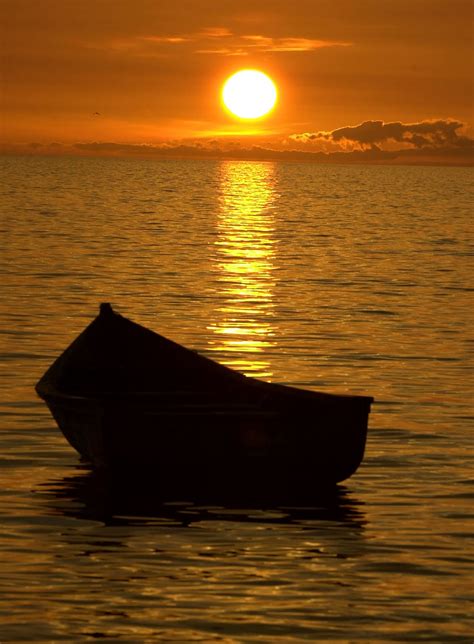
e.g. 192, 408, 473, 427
1, 147, 473, 167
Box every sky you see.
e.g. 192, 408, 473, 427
1, 0, 473, 164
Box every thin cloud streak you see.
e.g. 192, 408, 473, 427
141, 36, 189, 44
240, 35, 351, 52
199, 27, 233, 38
104, 28, 351, 57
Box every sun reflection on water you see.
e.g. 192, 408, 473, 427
208, 161, 278, 378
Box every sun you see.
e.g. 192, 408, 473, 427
222, 69, 278, 120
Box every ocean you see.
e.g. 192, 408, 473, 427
0, 155, 472, 642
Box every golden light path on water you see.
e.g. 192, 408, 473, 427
208, 162, 278, 378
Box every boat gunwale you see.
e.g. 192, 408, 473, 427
36, 381, 374, 407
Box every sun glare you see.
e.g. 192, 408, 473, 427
222, 70, 278, 119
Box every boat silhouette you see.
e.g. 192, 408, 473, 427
36, 303, 373, 491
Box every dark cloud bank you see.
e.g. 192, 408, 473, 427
291, 119, 473, 151
68, 142, 472, 165
5, 119, 474, 165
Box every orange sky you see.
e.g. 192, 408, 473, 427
1, 0, 473, 164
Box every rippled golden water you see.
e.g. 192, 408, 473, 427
0, 156, 472, 641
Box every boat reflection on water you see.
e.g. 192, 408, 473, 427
39, 467, 367, 529
208, 161, 278, 379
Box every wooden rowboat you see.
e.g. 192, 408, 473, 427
36, 303, 373, 490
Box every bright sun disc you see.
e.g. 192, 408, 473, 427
222, 69, 277, 119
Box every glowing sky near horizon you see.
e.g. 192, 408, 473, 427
1, 0, 472, 164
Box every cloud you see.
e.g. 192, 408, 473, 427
242, 36, 351, 52
112, 28, 351, 57
141, 36, 189, 44
195, 48, 248, 56
71, 141, 396, 162
199, 27, 233, 38
290, 119, 473, 150
3, 126, 472, 165
67, 139, 472, 165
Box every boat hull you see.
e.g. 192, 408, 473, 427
36, 304, 373, 490
41, 387, 370, 488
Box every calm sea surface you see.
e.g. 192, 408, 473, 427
0, 156, 472, 642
